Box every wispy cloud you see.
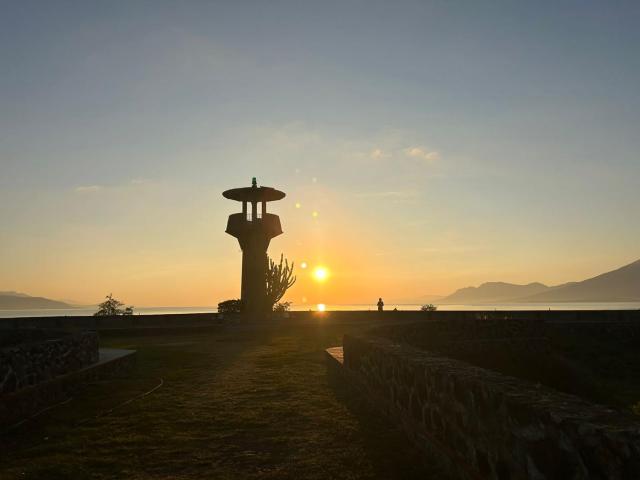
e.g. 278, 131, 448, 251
74, 179, 155, 194
405, 146, 439, 162
369, 148, 389, 160
130, 178, 152, 185
417, 245, 483, 254
74, 185, 104, 193
353, 191, 417, 199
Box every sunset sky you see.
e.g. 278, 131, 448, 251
2, 1, 639, 306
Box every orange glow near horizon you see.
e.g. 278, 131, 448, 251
4, 175, 635, 309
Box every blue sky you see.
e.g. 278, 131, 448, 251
1, 1, 639, 305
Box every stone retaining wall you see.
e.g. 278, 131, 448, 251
0, 348, 136, 427
341, 333, 640, 480
548, 319, 640, 344
369, 318, 551, 356
0, 313, 222, 331
0, 330, 99, 395
1, 309, 639, 332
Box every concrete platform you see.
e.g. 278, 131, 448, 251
325, 346, 346, 387
97, 348, 137, 364
325, 346, 344, 365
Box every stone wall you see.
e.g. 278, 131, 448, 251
547, 319, 640, 344
0, 330, 99, 395
1, 309, 639, 332
369, 318, 551, 355
0, 348, 136, 427
341, 333, 640, 480
0, 313, 222, 331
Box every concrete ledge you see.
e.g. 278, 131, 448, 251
325, 346, 344, 365
0, 348, 136, 427
325, 347, 344, 384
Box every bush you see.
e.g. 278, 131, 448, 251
421, 304, 437, 312
273, 301, 291, 312
94, 294, 134, 316
218, 299, 242, 314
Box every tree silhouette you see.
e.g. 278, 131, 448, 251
266, 254, 296, 311
94, 293, 134, 316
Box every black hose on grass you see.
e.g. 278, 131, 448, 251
75, 377, 164, 426
1, 378, 164, 437
1, 397, 75, 434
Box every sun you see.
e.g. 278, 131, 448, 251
313, 266, 329, 282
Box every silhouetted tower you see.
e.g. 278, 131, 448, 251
223, 178, 286, 314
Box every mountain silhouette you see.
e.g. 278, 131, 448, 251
440, 259, 640, 304
0, 292, 72, 310
440, 282, 551, 304
518, 259, 640, 302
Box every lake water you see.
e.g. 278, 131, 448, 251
1, 302, 639, 318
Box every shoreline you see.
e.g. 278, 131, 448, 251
2, 301, 640, 318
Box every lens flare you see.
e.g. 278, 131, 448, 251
317, 303, 326, 312
313, 266, 329, 282
300, 261, 308, 269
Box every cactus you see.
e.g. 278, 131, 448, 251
266, 254, 296, 310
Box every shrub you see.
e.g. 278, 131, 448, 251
94, 294, 134, 316
273, 301, 291, 312
421, 304, 437, 312
218, 299, 242, 314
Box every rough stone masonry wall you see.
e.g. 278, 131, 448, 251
369, 318, 552, 358
547, 319, 640, 345
342, 334, 640, 480
0, 330, 99, 395
2, 309, 639, 332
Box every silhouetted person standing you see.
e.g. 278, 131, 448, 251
377, 298, 384, 312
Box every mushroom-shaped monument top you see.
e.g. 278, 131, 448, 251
223, 178, 286, 203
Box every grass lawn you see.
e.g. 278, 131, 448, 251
0, 321, 447, 479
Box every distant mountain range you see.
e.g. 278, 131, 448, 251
440, 282, 549, 304
0, 291, 73, 310
439, 259, 640, 304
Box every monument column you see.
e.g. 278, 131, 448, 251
223, 178, 285, 315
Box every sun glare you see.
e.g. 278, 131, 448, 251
317, 303, 326, 312
313, 266, 329, 282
